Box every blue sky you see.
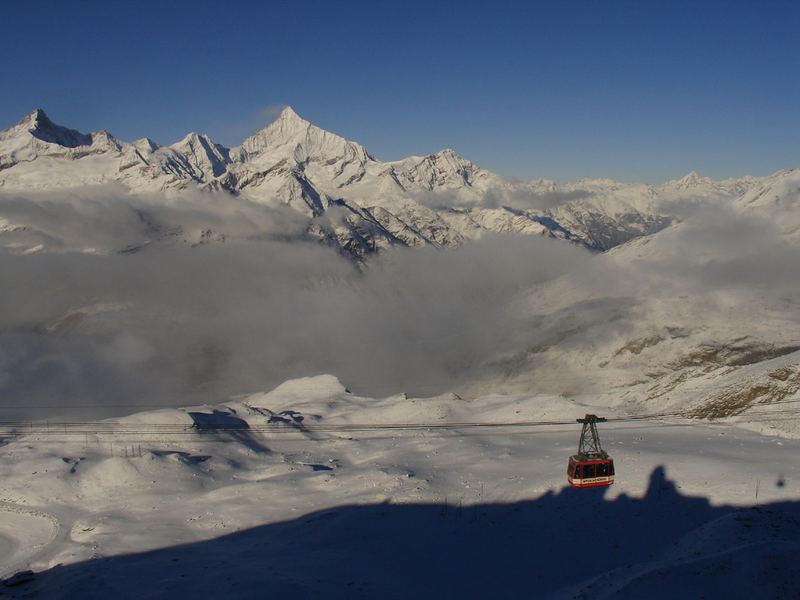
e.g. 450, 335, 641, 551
2, 0, 798, 183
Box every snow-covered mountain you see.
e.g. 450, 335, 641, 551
0, 107, 760, 258
4, 108, 800, 599
732, 167, 800, 241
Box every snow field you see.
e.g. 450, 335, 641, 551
1, 375, 799, 597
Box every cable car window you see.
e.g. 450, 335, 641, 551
573, 464, 581, 477
598, 462, 608, 476
609, 462, 615, 476
583, 464, 595, 478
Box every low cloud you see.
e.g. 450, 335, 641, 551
483, 187, 595, 212
0, 187, 597, 419
618, 202, 800, 293
413, 185, 594, 212
1, 187, 800, 420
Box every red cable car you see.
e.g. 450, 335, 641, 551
567, 414, 614, 488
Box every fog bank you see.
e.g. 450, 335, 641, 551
2, 187, 800, 420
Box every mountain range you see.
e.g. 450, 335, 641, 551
2, 107, 781, 259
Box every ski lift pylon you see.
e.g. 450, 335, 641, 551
567, 414, 615, 488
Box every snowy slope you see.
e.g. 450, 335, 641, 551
733, 168, 800, 241
0, 375, 799, 598
466, 203, 800, 425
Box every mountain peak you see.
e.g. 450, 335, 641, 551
2, 108, 55, 136
22, 108, 53, 129
669, 170, 717, 189
680, 171, 701, 183
174, 131, 204, 146
238, 106, 310, 149
263, 105, 312, 137
8, 108, 92, 148
275, 105, 303, 123
434, 148, 468, 162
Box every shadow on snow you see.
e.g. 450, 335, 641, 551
8, 467, 800, 599
188, 410, 271, 454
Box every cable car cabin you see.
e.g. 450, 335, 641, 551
567, 414, 615, 488
567, 455, 614, 488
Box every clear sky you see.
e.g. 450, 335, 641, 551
2, 0, 798, 184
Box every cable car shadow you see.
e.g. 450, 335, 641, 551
9, 466, 800, 599
188, 409, 271, 454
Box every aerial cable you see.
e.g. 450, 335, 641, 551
1, 404, 799, 440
